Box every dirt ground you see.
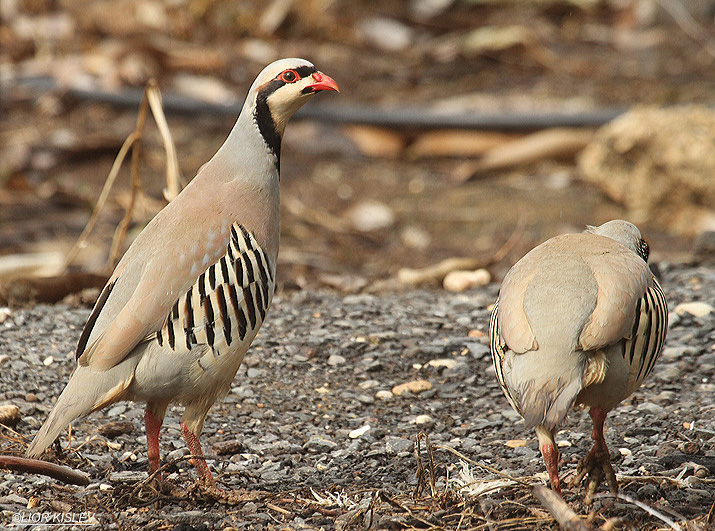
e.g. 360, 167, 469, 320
1, 262, 714, 530
1, 1, 715, 529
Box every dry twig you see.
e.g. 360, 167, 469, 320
435, 445, 532, 488
533, 485, 592, 531
593, 492, 694, 531
397, 216, 526, 286
63, 81, 182, 273
146, 80, 183, 201
0, 455, 90, 486
61, 129, 141, 272
108, 87, 149, 267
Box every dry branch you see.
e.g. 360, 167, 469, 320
108, 87, 149, 267
12, 76, 626, 131
397, 216, 525, 287
0, 272, 107, 306
61, 129, 141, 272
146, 80, 183, 201
63, 81, 183, 273
0, 455, 90, 486
463, 128, 594, 180
533, 485, 592, 531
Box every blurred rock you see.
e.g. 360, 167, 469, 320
578, 106, 715, 235
410, 0, 455, 20
674, 301, 714, 317
357, 18, 414, 52
460, 26, 532, 56
692, 231, 715, 267
346, 200, 395, 232
0, 404, 21, 428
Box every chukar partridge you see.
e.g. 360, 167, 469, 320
26, 59, 339, 487
489, 220, 667, 501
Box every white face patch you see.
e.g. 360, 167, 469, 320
265, 78, 315, 134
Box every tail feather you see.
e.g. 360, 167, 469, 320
25, 391, 91, 458
505, 348, 586, 431
26, 366, 134, 458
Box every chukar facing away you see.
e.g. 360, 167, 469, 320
26, 59, 339, 487
489, 220, 667, 501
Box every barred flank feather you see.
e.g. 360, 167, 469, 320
156, 223, 275, 359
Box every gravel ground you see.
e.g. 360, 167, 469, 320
0, 262, 714, 530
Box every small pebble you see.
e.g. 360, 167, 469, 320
385, 436, 413, 454
349, 425, 371, 438
327, 354, 346, 366
413, 414, 433, 425
427, 359, 458, 369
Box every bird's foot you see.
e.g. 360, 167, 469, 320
570, 443, 618, 504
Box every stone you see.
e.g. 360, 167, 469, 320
392, 380, 432, 396
427, 359, 458, 369
349, 425, 371, 439
0, 404, 21, 428
385, 436, 413, 454
675, 302, 714, 318
578, 105, 715, 235
346, 200, 395, 232
96, 420, 134, 438
327, 354, 346, 366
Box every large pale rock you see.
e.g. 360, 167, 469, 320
578, 106, 715, 235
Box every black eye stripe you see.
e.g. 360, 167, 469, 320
294, 65, 317, 78
275, 65, 316, 81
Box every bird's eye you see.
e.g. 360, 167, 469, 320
279, 70, 298, 83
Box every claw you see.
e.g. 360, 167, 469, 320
571, 406, 619, 504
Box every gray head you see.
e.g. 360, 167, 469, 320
585, 220, 649, 261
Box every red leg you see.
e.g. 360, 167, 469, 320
590, 406, 607, 452
535, 425, 561, 494
144, 408, 163, 478
180, 422, 214, 485
541, 443, 562, 494
571, 406, 618, 503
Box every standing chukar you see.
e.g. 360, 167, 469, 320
26, 59, 339, 488
489, 220, 667, 502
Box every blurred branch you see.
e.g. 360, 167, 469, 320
146, 80, 183, 201
656, 0, 715, 60
108, 87, 149, 268
61, 129, 141, 272
11, 76, 626, 131
63, 81, 180, 272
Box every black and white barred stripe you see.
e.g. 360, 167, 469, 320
156, 223, 274, 357
489, 299, 523, 415
622, 278, 668, 391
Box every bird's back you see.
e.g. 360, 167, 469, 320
492, 232, 654, 428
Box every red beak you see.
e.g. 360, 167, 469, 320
307, 71, 340, 93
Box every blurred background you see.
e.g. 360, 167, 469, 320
1, 0, 714, 302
